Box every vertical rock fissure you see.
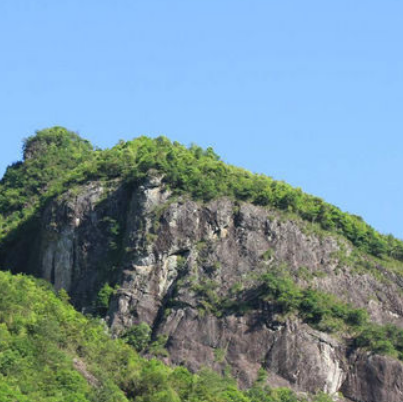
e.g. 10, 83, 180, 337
150, 251, 190, 342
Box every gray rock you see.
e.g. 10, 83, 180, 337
3, 175, 403, 402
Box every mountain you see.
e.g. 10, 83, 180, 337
2, 270, 309, 402
1, 127, 403, 402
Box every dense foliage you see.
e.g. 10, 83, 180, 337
1, 127, 403, 262
0, 270, 332, 402
0, 128, 93, 240
1, 127, 402, 263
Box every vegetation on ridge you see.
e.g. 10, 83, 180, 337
1, 127, 402, 263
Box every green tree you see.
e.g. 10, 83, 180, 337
121, 323, 152, 352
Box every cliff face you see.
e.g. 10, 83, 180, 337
4, 175, 403, 402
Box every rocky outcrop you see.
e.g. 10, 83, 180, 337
342, 352, 403, 402
159, 312, 347, 392
3, 175, 403, 401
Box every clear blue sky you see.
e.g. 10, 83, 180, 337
1, 1, 402, 238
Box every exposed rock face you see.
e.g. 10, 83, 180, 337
3, 175, 403, 401
264, 321, 346, 394
160, 312, 347, 392
341, 352, 403, 402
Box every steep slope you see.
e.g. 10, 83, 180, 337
2, 270, 327, 402
2, 128, 403, 402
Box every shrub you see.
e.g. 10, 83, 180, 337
257, 269, 403, 360
121, 322, 152, 352
96, 283, 116, 315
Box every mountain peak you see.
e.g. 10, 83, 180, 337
22, 126, 92, 160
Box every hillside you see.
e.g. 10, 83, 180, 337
1, 270, 332, 402
1, 127, 403, 402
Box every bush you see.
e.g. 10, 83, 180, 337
96, 283, 116, 315
121, 323, 152, 352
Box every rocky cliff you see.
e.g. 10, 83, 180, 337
3, 172, 403, 402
